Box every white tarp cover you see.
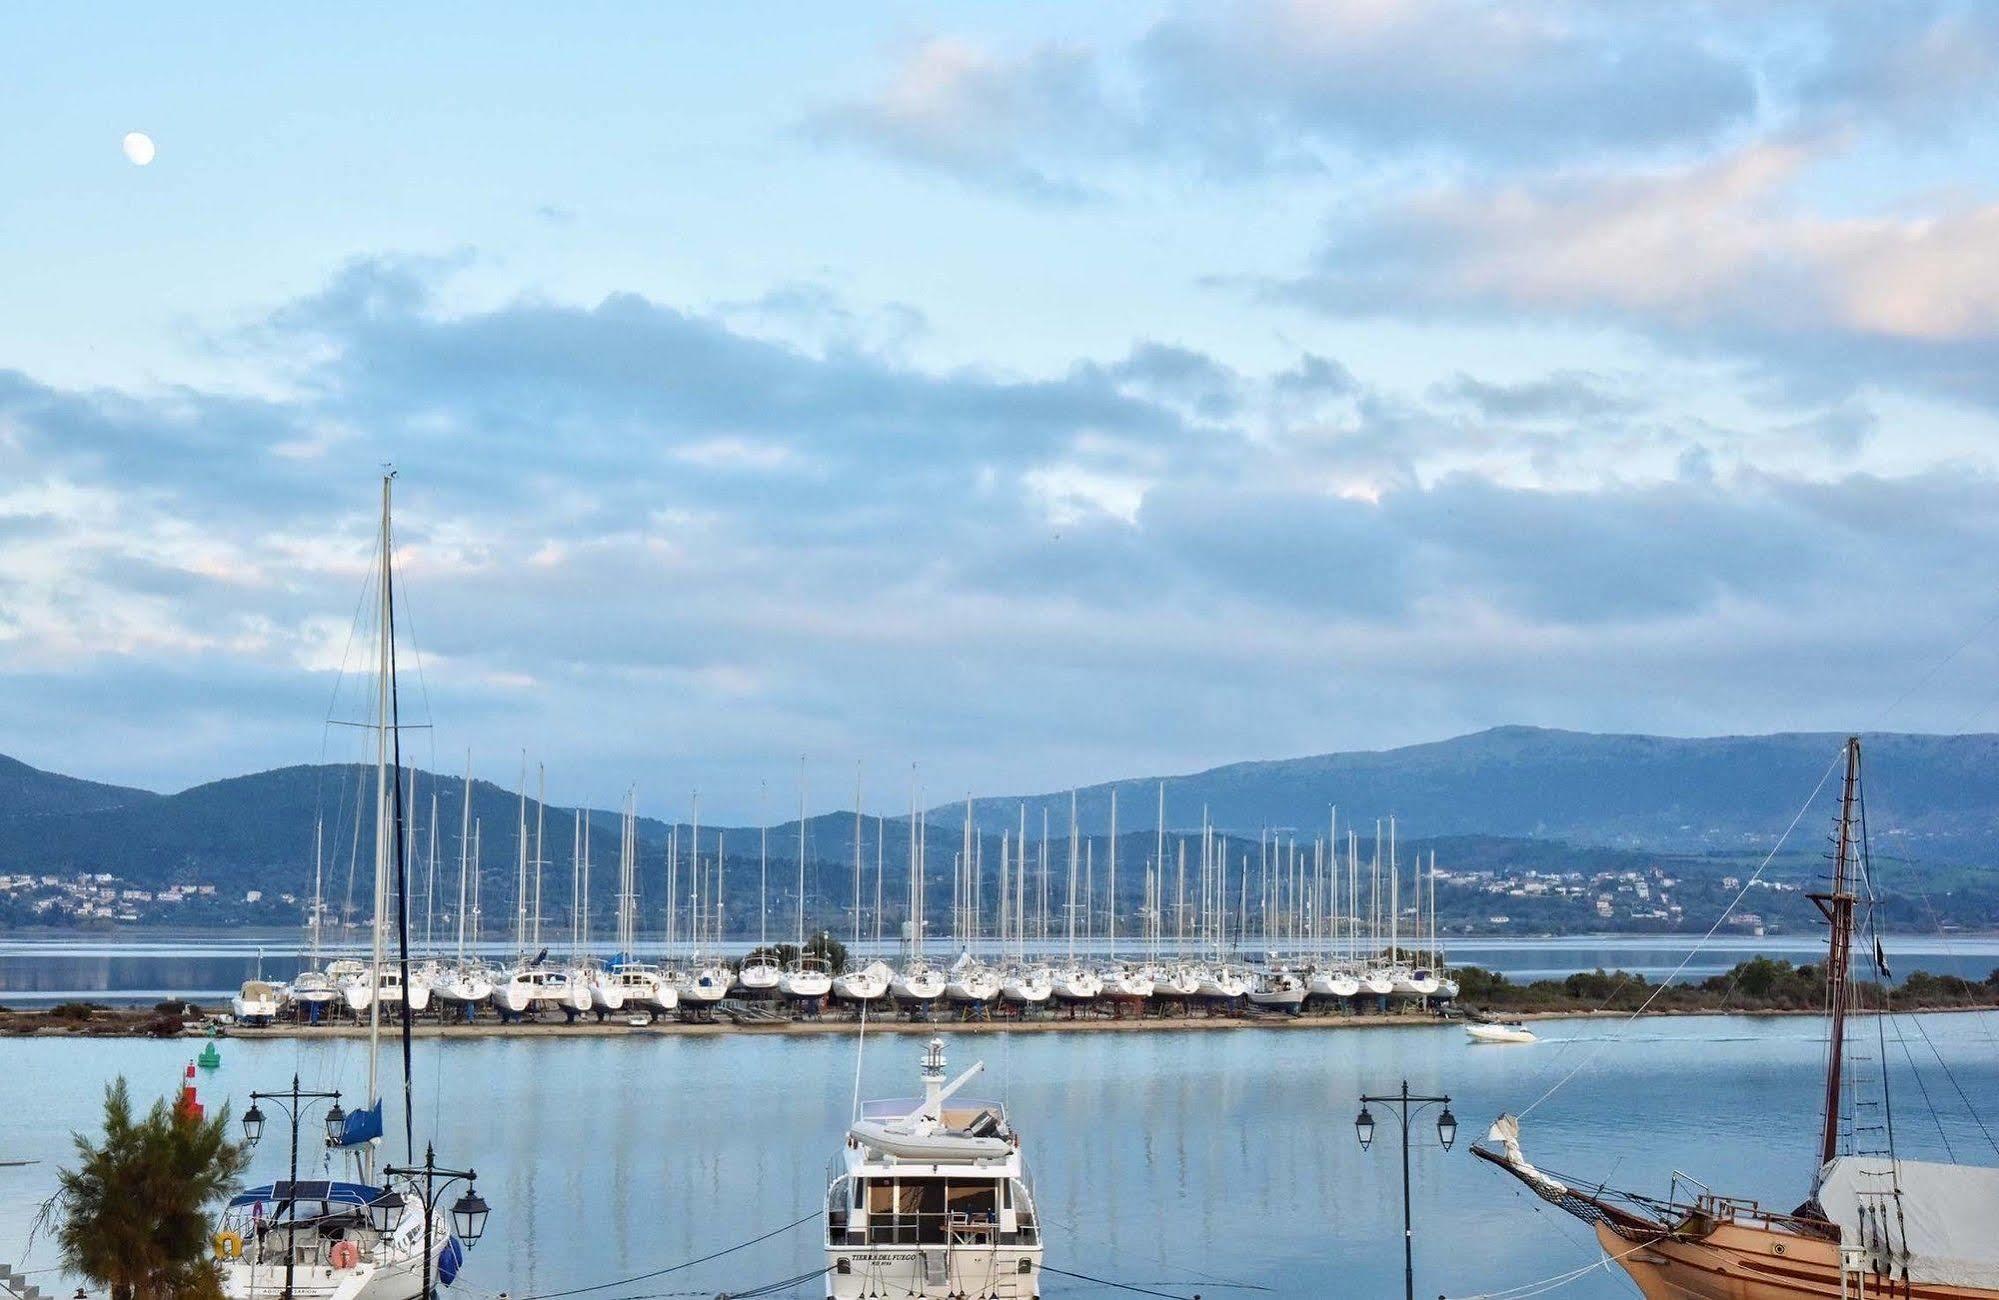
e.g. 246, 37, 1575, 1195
1817, 1156, 1999, 1288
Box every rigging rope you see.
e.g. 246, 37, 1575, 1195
1038, 1263, 1203, 1298
1515, 744, 1845, 1119
507, 1212, 817, 1300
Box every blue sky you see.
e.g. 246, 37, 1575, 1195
7, 2, 1999, 819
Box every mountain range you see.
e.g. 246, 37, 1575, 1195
2, 727, 1995, 927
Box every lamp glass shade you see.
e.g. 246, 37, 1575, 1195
241, 1103, 265, 1147
1437, 1108, 1458, 1151
323, 1102, 346, 1144
451, 1189, 490, 1244
1355, 1106, 1375, 1151
367, 1189, 406, 1233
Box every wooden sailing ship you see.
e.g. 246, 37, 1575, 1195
1474, 737, 1999, 1298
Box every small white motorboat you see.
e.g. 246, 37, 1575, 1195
1465, 1021, 1537, 1044
231, 979, 284, 1024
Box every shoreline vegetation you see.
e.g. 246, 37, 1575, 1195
5, 960, 1996, 1039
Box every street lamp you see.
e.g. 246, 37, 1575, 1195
385, 1142, 488, 1298
323, 1101, 347, 1144
1356, 1079, 1454, 1300
243, 1075, 343, 1300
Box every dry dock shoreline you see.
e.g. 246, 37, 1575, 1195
8, 1001, 1996, 1040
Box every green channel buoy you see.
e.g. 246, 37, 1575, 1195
197, 1042, 222, 1070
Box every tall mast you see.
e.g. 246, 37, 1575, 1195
1066, 792, 1078, 960
456, 754, 472, 964
1107, 789, 1118, 953
366, 473, 392, 1133
309, 814, 325, 968
760, 782, 769, 951
854, 770, 865, 948
424, 792, 439, 954
1815, 737, 1864, 1171
532, 766, 546, 952
796, 760, 808, 950
513, 757, 528, 954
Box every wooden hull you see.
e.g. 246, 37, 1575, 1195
1597, 1220, 1996, 1299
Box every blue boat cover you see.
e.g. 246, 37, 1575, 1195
228, 1180, 380, 1209
438, 1235, 464, 1285
334, 1101, 384, 1148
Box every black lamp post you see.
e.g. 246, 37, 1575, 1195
1356, 1079, 1456, 1300
383, 1142, 487, 1298
242, 1075, 343, 1300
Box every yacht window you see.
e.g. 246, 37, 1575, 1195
866, 1181, 895, 1215
947, 1183, 997, 1218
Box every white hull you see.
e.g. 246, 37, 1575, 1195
1149, 966, 1202, 998
1099, 967, 1154, 998
945, 968, 1001, 1002
432, 968, 495, 1005
834, 962, 892, 1001
1466, 1022, 1537, 1044
1391, 970, 1440, 998
1050, 968, 1102, 1002
736, 961, 783, 993
825, 1246, 1040, 1299
892, 968, 947, 1001
999, 968, 1052, 1003
1193, 968, 1248, 999
287, 972, 338, 1005
1309, 969, 1362, 999
1359, 971, 1395, 997
683, 966, 732, 1004
231, 996, 284, 1022
1247, 973, 1306, 1009
588, 972, 626, 1011
782, 969, 833, 1000
219, 1202, 453, 1300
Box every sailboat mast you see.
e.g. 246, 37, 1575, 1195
309, 815, 325, 968
456, 756, 471, 964
796, 762, 807, 950
1107, 789, 1118, 953
1815, 736, 1863, 1170
367, 473, 392, 1132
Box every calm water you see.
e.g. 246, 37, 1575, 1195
0, 1013, 1995, 1297
3, 933, 1997, 1004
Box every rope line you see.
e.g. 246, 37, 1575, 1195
507, 1212, 817, 1300
1516, 744, 1845, 1119
1040, 1264, 1203, 1298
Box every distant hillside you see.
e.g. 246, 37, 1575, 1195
944, 727, 1999, 860
3, 726, 1997, 934
0, 754, 159, 820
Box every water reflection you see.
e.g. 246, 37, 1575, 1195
0, 1013, 1992, 1297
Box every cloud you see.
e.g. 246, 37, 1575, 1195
7, 258, 1999, 813
1275, 139, 1999, 405
810, 3, 1999, 197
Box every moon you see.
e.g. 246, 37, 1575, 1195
122, 132, 155, 166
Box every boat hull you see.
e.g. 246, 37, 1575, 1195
825, 1246, 1041, 1299
1590, 1218, 1997, 1299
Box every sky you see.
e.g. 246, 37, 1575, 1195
7, 1, 1999, 819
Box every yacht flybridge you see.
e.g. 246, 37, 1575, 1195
826, 1038, 1042, 1299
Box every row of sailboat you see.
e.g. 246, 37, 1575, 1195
248, 777, 1458, 1022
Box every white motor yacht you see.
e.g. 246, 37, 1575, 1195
231, 979, 285, 1025
1465, 1021, 1536, 1044
825, 1039, 1042, 1298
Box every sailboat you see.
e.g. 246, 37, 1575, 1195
432, 760, 494, 1012
217, 473, 479, 1299
604, 793, 676, 1017
1475, 737, 1999, 1298
1095, 792, 1153, 1000
286, 818, 339, 1015
996, 810, 1053, 1008
738, 792, 785, 994
781, 774, 834, 1003
834, 795, 891, 1003
1048, 795, 1102, 1005
892, 798, 947, 1005
944, 798, 1001, 1006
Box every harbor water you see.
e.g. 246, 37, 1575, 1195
0, 1011, 1994, 1296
